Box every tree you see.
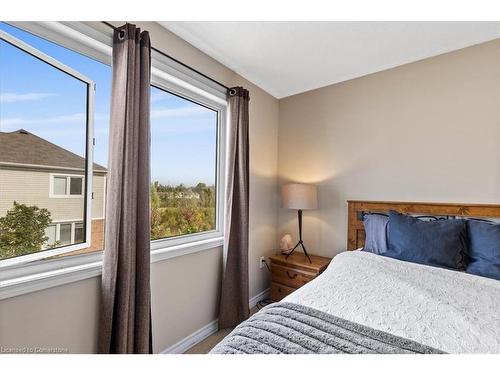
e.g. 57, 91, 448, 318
0, 201, 52, 259
148, 182, 216, 238
198, 185, 215, 208
150, 183, 166, 239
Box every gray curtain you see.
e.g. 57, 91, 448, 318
98, 24, 152, 354
218, 87, 250, 329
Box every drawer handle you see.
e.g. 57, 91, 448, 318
286, 271, 298, 279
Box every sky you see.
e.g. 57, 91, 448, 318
0, 22, 217, 186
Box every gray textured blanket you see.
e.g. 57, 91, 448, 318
210, 302, 444, 354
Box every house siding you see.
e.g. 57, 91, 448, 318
1, 167, 107, 256
0, 167, 106, 221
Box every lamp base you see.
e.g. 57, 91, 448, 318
285, 239, 312, 263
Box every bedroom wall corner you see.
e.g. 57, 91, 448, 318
277, 38, 500, 258
236, 77, 280, 299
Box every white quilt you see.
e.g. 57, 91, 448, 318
283, 250, 500, 353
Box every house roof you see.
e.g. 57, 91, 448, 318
0, 129, 107, 173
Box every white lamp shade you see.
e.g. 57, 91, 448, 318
282, 183, 318, 210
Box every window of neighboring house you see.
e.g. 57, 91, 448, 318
70, 176, 83, 195
59, 223, 72, 245
44, 221, 84, 248
53, 176, 67, 195
0, 24, 100, 266
74, 222, 84, 243
50, 175, 84, 197
45, 224, 57, 246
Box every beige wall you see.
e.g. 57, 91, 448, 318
0, 168, 106, 220
0, 22, 279, 353
0, 277, 100, 353
151, 247, 223, 351
278, 39, 500, 258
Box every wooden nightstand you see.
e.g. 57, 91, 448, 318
269, 252, 332, 302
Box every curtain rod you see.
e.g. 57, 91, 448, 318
102, 22, 230, 92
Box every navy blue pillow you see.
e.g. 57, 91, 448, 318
466, 220, 500, 280
383, 210, 467, 270
362, 213, 389, 254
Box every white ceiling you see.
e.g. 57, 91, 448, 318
160, 22, 500, 99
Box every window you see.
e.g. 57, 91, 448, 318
70, 177, 83, 195
53, 177, 67, 195
0, 21, 226, 278
74, 222, 84, 243
45, 224, 56, 246
59, 223, 72, 245
149, 86, 218, 241
43, 221, 84, 248
0, 24, 98, 266
50, 175, 84, 197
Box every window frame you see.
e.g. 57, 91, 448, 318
148, 80, 226, 254
0, 22, 228, 299
0, 28, 95, 268
49, 174, 85, 198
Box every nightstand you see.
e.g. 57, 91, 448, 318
269, 252, 332, 302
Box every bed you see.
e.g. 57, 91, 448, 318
211, 200, 500, 354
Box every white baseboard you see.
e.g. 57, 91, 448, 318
161, 288, 270, 354
249, 287, 270, 309
161, 319, 219, 354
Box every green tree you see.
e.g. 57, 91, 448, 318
148, 182, 216, 239
150, 183, 166, 239
0, 201, 52, 259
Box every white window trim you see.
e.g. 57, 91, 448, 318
0, 27, 94, 268
0, 21, 228, 300
0, 235, 224, 300
49, 173, 85, 198
149, 79, 227, 249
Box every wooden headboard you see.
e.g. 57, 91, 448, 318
347, 200, 500, 250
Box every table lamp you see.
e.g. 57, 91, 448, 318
282, 183, 318, 263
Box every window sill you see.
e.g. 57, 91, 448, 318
151, 235, 223, 263
0, 236, 223, 301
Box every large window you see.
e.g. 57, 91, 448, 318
0, 22, 225, 271
150, 86, 218, 241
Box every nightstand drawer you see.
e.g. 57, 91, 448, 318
271, 264, 315, 289
270, 282, 296, 302
268, 253, 332, 302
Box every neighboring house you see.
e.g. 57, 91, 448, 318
0, 129, 107, 254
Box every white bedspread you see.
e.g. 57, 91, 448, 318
283, 250, 500, 353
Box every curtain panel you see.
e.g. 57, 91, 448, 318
218, 87, 250, 329
98, 23, 152, 354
